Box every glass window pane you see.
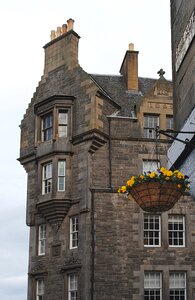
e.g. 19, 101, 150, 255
144, 215, 160, 246
58, 125, 67, 137
58, 161, 65, 191
58, 111, 68, 124
168, 215, 185, 247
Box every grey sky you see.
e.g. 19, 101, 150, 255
0, 0, 171, 299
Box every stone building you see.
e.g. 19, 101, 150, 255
19, 19, 195, 300
168, 1, 195, 196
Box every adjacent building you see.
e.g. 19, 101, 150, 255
19, 18, 195, 300
168, 1, 195, 197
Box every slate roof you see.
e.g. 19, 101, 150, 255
90, 74, 157, 117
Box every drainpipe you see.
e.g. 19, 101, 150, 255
108, 117, 112, 189
91, 189, 95, 300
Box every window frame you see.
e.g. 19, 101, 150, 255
36, 278, 44, 300
144, 271, 162, 300
41, 112, 53, 142
58, 109, 68, 138
166, 115, 174, 130
38, 224, 46, 256
34, 95, 75, 145
142, 160, 159, 173
68, 273, 78, 300
58, 160, 66, 192
70, 216, 79, 249
168, 215, 185, 247
42, 162, 52, 195
144, 215, 161, 247
169, 272, 187, 300
143, 114, 160, 139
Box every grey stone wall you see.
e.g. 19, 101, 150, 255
93, 192, 195, 299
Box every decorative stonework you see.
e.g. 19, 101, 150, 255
61, 252, 82, 272
30, 260, 47, 275
36, 198, 72, 225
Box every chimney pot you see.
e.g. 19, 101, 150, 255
56, 26, 62, 37
129, 43, 134, 51
50, 30, 56, 41
62, 24, 67, 34
67, 18, 74, 31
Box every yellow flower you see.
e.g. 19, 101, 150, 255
177, 172, 184, 179
121, 186, 127, 193
177, 184, 181, 189
165, 177, 170, 180
127, 176, 136, 187
149, 172, 157, 178
166, 170, 173, 177
140, 174, 144, 180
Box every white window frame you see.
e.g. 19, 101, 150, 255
42, 162, 52, 195
41, 112, 53, 142
166, 115, 174, 130
169, 272, 186, 300
70, 216, 79, 249
143, 114, 159, 139
143, 160, 159, 173
58, 109, 68, 137
144, 215, 161, 247
168, 215, 185, 247
144, 271, 162, 300
36, 279, 44, 300
38, 224, 46, 255
68, 274, 78, 300
58, 160, 66, 191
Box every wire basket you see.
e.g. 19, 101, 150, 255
128, 181, 185, 212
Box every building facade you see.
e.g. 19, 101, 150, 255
168, 1, 195, 196
19, 19, 195, 300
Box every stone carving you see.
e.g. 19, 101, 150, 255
31, 260, 47, 274
63, 252, 81, 267
157, 89, 168, 96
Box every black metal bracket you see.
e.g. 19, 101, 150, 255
156, 127, 195, 145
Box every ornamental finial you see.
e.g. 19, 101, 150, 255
157, 68, 165, 77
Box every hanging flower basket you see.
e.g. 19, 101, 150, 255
118, 168, 190, 212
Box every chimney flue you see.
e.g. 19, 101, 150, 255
56, 26, 62, 37
62, 24, 67, 34
50, 30, 56, 41
67, 18, 74, 31
128, 43, 134, 51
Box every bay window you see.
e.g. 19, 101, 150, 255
42, 113, 53, 141
58, 160, 66, 191
42, 162, 52, 194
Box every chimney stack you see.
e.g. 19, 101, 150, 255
120, 43, 139, 92
67, 18, 74, 31
43, 18, 80, 77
